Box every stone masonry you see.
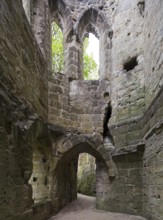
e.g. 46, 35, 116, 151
0, 0, 163, 220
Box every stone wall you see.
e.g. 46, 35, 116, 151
33, 0, 51, 69
0, 1, 51, 219
143, 8, 163, 209
143, 126, 163, 220
0, 0, 48, 119
29, 140, 53, 203
0, 90, 53, 220
51, 156, 78, 213
109, 0, 145, 124
0, 0, 163, 220
47, 0, 147, 149
69, 80, 110, 134
22, 0, 33, 23
47, 1, 163, 218
48, 74, 70, 129
144, 0, 163, 109
141, 86, 163, 219
96, 145, 144, 215
48, 76, 110, 135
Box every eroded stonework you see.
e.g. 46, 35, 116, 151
0, 0, 163, 220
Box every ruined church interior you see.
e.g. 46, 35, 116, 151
0, 0, 163, 220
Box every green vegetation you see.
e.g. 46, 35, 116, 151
51, 23, 99, 79
77, 170, 96, 196
83, 37, 99, 80
51, 22, 64, 73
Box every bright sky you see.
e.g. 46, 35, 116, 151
86, 33, 99, 66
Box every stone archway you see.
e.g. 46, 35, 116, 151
74, 7, 112, 80
49, 0, 73, 38
49, 0, 75, 77
50, 134, 117, 213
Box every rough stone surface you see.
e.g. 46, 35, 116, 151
48, 194, 146, 220
0, 0, 163, 220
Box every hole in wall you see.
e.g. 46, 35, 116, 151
42, 157, 47, 163
99, 6, 103, 10
108, 30, 113, 39
123, 56, 138, 72
137, 1, 145, 17
103, 92, 110, 99
44, 176, 48, 186
33, 177, 38, 182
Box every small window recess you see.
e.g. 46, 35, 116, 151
123, 56, 138, 72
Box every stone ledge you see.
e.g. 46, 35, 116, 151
143, 119, 163, 140
48, 123, 67, 136
111, 142, 145, 157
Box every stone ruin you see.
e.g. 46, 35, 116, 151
0, 0, 163, 220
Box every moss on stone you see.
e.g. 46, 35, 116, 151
77, 171, 96, 196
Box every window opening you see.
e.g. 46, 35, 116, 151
51, 22, 64, 73
83, 33, 99, 80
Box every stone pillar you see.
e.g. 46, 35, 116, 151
64, 36, 83, 80
33, 0, 51, 71
99, 32, 111, 80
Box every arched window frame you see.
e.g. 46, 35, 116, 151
74, 7, 111, 80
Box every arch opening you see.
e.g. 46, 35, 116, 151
75, 7, 110, 80
51, 142, 108, 212
77, 153, 96, 196
51, 22, 64, 74
83, 33, 99, 80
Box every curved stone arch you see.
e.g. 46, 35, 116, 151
84, 23, 99, 39
51, 134, 117, 212
74, 7, 111, 80
56, 134, 116, 177
75, 7, 109, 41
49, 0, 73, 38
49, 0, 74, 76
52, 12, 64, 32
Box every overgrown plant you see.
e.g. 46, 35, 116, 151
51, 23, 98, 79
51, 22, 64, 73
83, 37, 99, 80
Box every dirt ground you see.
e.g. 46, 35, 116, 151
48, 194, 146, 220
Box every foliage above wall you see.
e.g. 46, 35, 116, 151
52, 22, 64, 73
51, 23, 98, 79
83, 37, 99, 80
